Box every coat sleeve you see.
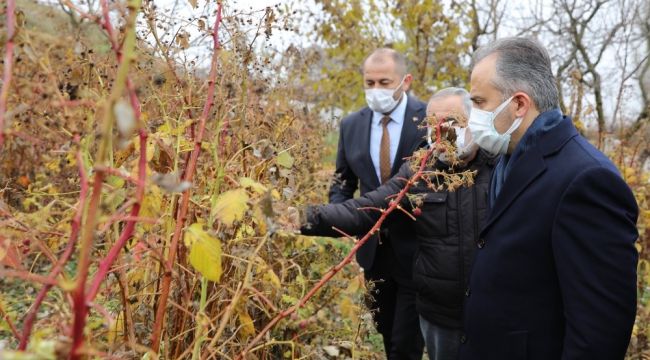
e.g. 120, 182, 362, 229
328, 120, 358, 204
551, 166, 638, 359
303, 164, 412, 237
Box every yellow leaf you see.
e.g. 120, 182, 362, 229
339, 297, 357, 319
211, 188, 249, 226
239, 177, 267, 194
263, 269, 281, 290
345, 274, 362, 294
140, 187, 163, 231
237, 306, 255, 338
252, 206, 268, 235
186, 224, 223, 283
276, 151, 294, 168
107, 313, 123, 346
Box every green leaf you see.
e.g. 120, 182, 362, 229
186, 223, 222, 283
276, 151, 294, 168
210, 188, 249, 226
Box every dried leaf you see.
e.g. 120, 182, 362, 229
263, 269, 281, 290
0, 238, 23, 270
175, 32, 190, 50
237, 306, 256, 338
114, 99, 136, 140
152, 172, 191, 193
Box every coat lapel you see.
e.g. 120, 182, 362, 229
359, 108, 381, 188
481, 146, 547, 236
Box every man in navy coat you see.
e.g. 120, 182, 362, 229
329, 48, 426, 358
460, 37, 639, 359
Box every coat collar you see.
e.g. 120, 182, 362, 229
481, 115, 579, 236
358, 107, 380, 188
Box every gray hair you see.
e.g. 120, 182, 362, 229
472, 37, 559, 112
428, 87, 472, 116
362, 48, 408, 76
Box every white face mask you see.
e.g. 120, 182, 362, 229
468, 96, 522, 156
365, 77, 405, 114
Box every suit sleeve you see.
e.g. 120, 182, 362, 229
303, 164, 411, 237
551, 166, 639, 359
328, 120, 359, 204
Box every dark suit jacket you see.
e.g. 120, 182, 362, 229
329, 95, 427, 270
460, 114, 639, 359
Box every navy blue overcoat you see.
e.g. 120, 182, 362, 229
460, 114, 639, 360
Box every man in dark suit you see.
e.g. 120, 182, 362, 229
461, 37, 639, 359
329, 48, 426, 359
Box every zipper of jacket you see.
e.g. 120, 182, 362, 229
473, 184, 479, 248
457, 189, 464, 299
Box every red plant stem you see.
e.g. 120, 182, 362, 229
70, 170, 105, 359
19, 140, 89, 350
0, 269, 61, 285
236, 120, 443, 359
86, 130, 147, 302
149, 2, 223, 352
69, 0, 141, 356
0, 0, 16, 147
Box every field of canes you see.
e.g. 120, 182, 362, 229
0, 0, 386, 358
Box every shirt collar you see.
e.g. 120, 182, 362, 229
372, 95, 408, 126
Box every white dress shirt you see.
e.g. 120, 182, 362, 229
369, 95, 408, 183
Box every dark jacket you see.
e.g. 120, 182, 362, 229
460, 113, 639, 360
303, 151, 496, 328
328, 95, 427, 271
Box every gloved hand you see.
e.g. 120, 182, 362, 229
274, 205, 303, 234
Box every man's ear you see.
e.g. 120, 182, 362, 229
402, 73, 413, 92
513, 92, 532, 117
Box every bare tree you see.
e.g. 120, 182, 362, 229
465, 0, 504, 53
626, 0, 650, 140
